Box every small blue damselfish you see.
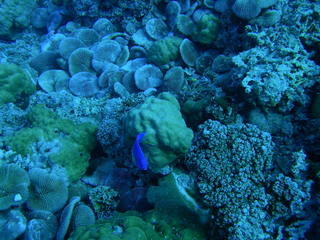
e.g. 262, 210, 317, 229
132, 132, 149, 170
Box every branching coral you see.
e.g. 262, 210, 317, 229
186, 120, 313, 239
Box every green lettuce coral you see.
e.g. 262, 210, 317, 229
124, 92, 193, 171
0, 63, 36, 106
6, 104, 97, 181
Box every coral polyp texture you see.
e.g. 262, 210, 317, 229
186, 120, 313, 239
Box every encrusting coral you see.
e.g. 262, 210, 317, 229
6, 104, 97, 181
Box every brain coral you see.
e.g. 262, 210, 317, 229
0, 164, 30, 210
27, 168, 69, 213
124, 92, 193, 171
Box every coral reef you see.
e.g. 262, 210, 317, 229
0, 209, 27, 240
24, 210, 58, 240
0, 0, 318, 239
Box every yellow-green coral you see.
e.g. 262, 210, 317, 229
0, 63, 36, 106
192, 14, 220, 45
124, 92, 193, 171
7, 104, 97, 181
147, 36, 182, 65
69, 213, 162, 240
69, 211, 206, 240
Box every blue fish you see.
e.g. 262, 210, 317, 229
132, 133, 148, 170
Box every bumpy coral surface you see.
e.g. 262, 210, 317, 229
6, 104, 97, 181
0, 0, 37, 39
186, 120, 313, 239
0, 63, 35, 106
124, 92, 193, 171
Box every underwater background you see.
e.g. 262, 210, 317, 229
0, 0, 319, 239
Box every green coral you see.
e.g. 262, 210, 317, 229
7, 104, 97, 181
147, 36, 182, 65
69, 213, 162, 240
70, 209, 207, 240
146, 169, 208, 239
177, 13, 220, 45
89, 186, 119, 218
192, 14, 220, 45
0, 0, 37, 39
124, 92, 193, 171
147, 169, 209, 224
0, 63, 36, 106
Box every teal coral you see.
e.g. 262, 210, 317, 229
0, 63, 36, 106
0, 164, 30, 210
124, 92, 193, 171
27, 168, 69, 213
147, 169, 209, 225
147, 169, 208, 239
7, 104, 97, 181
0, 0, 37, 39
0, 209, 27, 240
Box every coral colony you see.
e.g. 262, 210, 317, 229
0, 0, 319, 239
